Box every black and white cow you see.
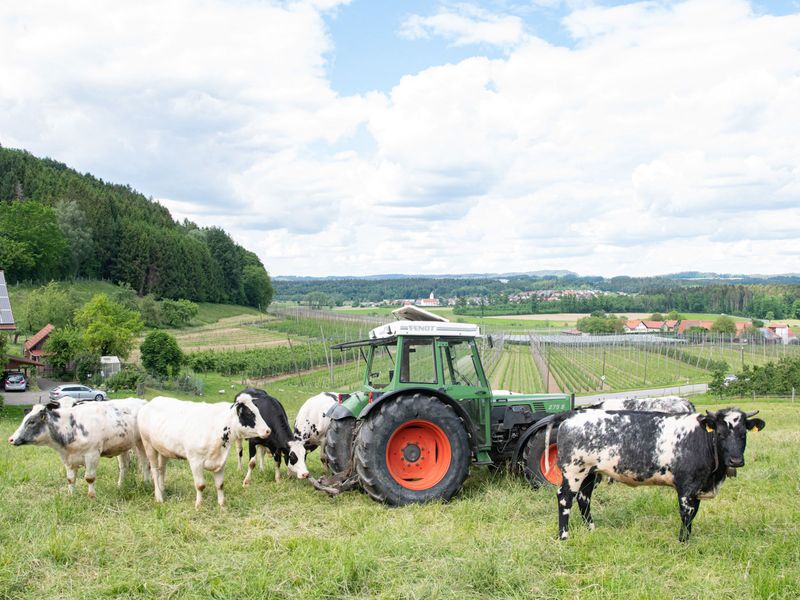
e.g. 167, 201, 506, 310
294, 392, 340, 456
239, 391, 344, 473
591, 395, 695, 413
239, 388, 309, 486
552, 408, 765, 542
8, 398, 149, 497
137, 393, 270, 508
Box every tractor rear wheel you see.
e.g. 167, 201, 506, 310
522, 429, 562, 488
324, 417, 356, 475
355, 394, 470, 506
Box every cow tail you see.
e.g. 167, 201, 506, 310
544, 412, 575, 473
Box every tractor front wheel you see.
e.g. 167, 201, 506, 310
355, 394, 470, 506
324, 417, 356, 476
522, 429, 562, 488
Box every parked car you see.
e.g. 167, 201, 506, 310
724, 374, 738, 386
3, 372, 27, 392
49, 384, 108, 402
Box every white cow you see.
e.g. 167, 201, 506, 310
137, 393, 271, 508
8, 398, 149, 497
294, 392, 338, 455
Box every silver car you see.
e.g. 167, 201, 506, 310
49, 384, 108, 402
3, 372, 27, 392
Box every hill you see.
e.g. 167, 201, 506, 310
0, 146, 272, 308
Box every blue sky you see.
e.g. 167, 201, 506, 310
324, 0, 800, 95
1, 0, 800, 276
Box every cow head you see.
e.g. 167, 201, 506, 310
233, 393, 271, 439
699, 409, 765, 468
8, 402, 60, 446
286, 439, 310, 479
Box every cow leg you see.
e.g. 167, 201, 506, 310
142, 442, 164, 502
557, 473, 583, 540
117, 451, 131, 487
157, 454, 168, 492
189, 459, 206, 510
273, 451, 281, 482
243, 440, 257, 487
84, 452, 100, 499
135, 441, 151, 483
235, 439, 243, 470
257, 445, 266, 471
65, 464, 77, 495
576, 471, 597, 530
213, 468, 226, 509
677, 493, 701, 543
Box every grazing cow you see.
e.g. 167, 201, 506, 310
239, 388, 309, 485
591, 395, 695, 413
8, 398, 149, 497
137, 392, 271, 508
236, 391, 344, 471
551, 408, 765, 542
294, 392, 341, 455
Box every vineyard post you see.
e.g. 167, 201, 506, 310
643, 344, 648, 385
287, 337, 303, 384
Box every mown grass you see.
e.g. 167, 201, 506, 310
0, 398, 797, 599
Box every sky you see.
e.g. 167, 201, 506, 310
1, 0, 799, 278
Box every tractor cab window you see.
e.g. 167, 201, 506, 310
368, 343, 395, 388
399, 338, 437, 384
441, 340, 480, 387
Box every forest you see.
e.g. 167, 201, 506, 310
0, 147, 272, 307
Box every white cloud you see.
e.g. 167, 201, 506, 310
399, 3, 525, 48
2, 0, 800, 277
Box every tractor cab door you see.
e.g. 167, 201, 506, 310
436, 339, 491, 447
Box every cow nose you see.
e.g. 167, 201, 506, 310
299, 471, 309, 479
729, 457, 744, 467
7, 437, 14, 444
261, 426, 271, 438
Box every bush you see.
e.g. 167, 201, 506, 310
106, 367, 147, 392
719, 356, 800, 396
160, 299, 198, 328
75, 351, 101, 384
140, 330, 183, 377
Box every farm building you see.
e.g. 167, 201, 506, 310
0, 270, 40, 375
100, 356, 122, 378
23, 323, 54, 366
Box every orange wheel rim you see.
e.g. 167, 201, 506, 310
386, 420, 452, 490
539, 443, 562, 485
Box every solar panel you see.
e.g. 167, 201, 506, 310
0, 271, 15, 328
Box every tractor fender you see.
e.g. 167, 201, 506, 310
512, 413, 564, 465
358, 388, 479, 457
326, 403, 356, 420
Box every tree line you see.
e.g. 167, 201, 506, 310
0, 147, 272, 308
276, 275, 799, 320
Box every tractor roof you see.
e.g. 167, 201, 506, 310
331, 305, 480, 349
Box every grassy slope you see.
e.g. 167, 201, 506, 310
0, 397, 796, 599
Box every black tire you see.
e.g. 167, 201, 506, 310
522, 429, 560, 489
324, 417, 356, 475
355, 394, 470, 506
95, 394, 104, 401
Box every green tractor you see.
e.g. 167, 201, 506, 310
320, 306, 573, 506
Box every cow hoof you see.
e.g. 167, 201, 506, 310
87, 492, 96, 499
242, 480, 250, 488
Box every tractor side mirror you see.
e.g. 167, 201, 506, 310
487, 336, 494, 348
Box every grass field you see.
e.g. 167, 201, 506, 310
0, 396, 797, 598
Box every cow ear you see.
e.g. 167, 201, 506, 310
746, 418, 765, 432
698, 413, 716, 432
45, 401, 60, 411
